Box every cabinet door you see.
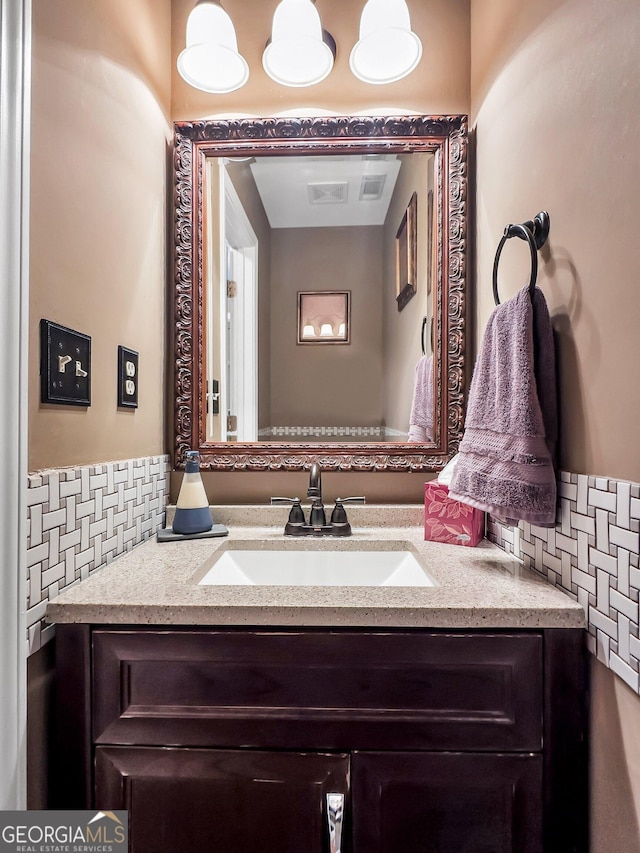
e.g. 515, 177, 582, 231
352, 752, 542, 853
96, 747, 349, 853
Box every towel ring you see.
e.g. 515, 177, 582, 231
492, 211, 550, 305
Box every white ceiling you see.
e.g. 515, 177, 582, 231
248, 154, 401, 229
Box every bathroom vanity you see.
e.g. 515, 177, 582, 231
49, 509, 588, 853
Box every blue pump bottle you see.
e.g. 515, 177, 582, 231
172, 451, 213, 535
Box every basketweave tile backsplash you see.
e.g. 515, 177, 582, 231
26, 455, 169, 656
488, 471, 640, 695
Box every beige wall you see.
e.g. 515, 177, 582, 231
591, 659, 640, 852
471, 0, 640, 483
471, 0, 640, 847
29, 0, 172, 471
270, 226, 383, 428
382, 153, 434, 435
172, 0, 469, 502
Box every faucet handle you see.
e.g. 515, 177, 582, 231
329, 497, 365, 536
271, 497, 306, 533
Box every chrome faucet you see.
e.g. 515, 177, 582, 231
271, 462, 365, 536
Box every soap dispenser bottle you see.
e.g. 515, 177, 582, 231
172, 450, 213, 535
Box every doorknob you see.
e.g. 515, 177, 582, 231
326, 793, 344, 853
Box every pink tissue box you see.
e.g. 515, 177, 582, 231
424, 482, 485, 546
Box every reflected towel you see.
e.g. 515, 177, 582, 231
448, 285, 558, 526
408, 355, 434, 442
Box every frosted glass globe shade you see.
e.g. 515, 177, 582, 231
358, 0, 411, 37
263, 0, 334, 87
177, 2, 249, 94
186, 2, 238, 50
350, 0, 422, 85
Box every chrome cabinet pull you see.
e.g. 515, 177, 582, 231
326, 792, 344, 853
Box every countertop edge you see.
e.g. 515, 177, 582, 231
44, 519, 587, 631
46, 602, 586, 630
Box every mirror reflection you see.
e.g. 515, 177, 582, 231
205, 151, 435, 444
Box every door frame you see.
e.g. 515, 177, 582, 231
220, 163, 258, 442
0, 0, 31, 809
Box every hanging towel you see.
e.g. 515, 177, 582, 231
448, 285, 558, 526
408, 354, 434, 442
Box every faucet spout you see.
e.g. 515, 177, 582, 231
307, 462, 322, 500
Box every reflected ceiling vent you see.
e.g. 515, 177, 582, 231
362, 153, 393, 161
307, 181, 348, 204
359, 174, 386, 201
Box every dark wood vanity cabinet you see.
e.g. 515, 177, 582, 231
95, 747, 349, 853
55, 626, 587, 853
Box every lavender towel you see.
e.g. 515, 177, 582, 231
408, 354, 434, 442
448, 285, 558, 527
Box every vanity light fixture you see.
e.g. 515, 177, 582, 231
177, 0, 421, 93
263, 0, 336, 87
177, 0, 249, 94
350, 0, 423, 85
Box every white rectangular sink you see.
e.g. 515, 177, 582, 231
198, 547, 436, 587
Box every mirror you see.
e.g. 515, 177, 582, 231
174, 115, 467, 472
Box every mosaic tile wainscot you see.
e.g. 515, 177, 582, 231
488, 470, 640, 695
26, 455, 170, 655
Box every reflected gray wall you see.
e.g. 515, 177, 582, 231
270, 226, 383, 428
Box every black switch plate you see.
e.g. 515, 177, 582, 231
118, 346, 139, 408
40, 319, 91, 406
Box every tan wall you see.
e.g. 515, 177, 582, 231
270, 226, 383, 428
382, 154, 434, 435
471, 0, 640, 847
172, 0, 469, 502
591, 659, 640, 852
29, 0, 172, 471
471, 0, 640, 483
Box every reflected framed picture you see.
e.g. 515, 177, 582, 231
297, 291, 350, 345
396, 191, 418, 311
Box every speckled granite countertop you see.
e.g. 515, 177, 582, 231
46, 505, 585, 629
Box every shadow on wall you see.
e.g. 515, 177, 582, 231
590, 659, 640, 853
543, 243, 600, 474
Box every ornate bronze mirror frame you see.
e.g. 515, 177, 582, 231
173, 114, 467, 472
